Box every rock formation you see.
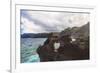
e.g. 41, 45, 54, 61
37, 22, 89, 62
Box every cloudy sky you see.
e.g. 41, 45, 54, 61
20, 10, 89, 34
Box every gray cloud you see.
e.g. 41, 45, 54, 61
21, 10, 89, 34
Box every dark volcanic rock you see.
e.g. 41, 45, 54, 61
60, 22, 89, 39
37, 32, 89, 62
36, 22, 90, 62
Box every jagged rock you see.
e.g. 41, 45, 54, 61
37, 32, 89, 62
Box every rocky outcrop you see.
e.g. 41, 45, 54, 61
61, 22, 89, 39
37, 31, 89, 62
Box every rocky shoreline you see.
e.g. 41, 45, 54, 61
37, 22, 89, 62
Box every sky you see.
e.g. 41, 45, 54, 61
20, 10, 89, 34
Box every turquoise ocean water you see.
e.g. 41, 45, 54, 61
21, 38, 47, 63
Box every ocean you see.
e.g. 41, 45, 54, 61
21, 38, 47, 63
